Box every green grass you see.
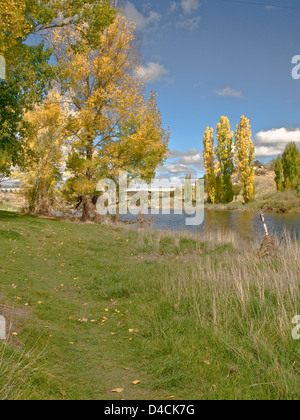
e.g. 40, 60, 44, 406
0, 211, 299, 400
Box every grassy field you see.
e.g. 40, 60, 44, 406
0, 210, 299, 400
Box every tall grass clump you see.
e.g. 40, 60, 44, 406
136, 229, 300, 399
0, 334, 50, 400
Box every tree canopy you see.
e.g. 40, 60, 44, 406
0, 0, 116, 178
4, 4, 170, 217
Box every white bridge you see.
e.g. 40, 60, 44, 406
126, 187, 176, 193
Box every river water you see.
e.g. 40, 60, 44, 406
122, 210, 300, 240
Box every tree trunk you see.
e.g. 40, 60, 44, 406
81, 195, 93, 222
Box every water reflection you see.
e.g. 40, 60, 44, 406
202, 211, 300, 240
122, 210, 300, 240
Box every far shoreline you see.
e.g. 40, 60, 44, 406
204, 203, 300, 215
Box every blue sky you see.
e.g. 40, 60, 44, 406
124, 0, 300, 178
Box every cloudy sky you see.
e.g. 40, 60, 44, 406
124, 0, 300, 179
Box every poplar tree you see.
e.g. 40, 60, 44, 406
184, 174, 193, 202
274, 156, 283, 192
282, 142, 300, 191
235, 116, 255, 203
215, 116, 234, 203
203, 126, 217, 204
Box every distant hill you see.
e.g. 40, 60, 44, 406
232, 162, 276, 200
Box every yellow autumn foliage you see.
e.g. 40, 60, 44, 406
0, 0, 28, 53
203, 126, 217, 204
50, 12, 169, 219
235, 115, 256, 203
17, 89, 68, 214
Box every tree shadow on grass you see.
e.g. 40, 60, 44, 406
0, 211, 24, 221
0, 211, 42, 226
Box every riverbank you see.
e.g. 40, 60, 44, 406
0, 210, 299, 400
205, 190, 300, 214
2, 188, 300, 220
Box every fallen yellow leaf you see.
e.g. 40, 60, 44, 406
111, 388, 124, 393
132, 380, 140, 385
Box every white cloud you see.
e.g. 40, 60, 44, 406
254, 127, 300, 157
158, 149, 204, 178
168, 0, 202, 32
135, 62, 169, 82
176, 16, 201, 31
172, 149, 204, 169
214, 87, 244, 99
155, 149, 205, 182
157, 163, 197, 177
181, 0, 200, 15
168, 1, 178, 14
180, 153, 202, 164
154, 174, 189, 187
124, 2, 161, 31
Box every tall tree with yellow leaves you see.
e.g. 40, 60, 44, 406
235, 115, 255, 203
0, 1, 116, 178
215, 116, 234, 203
107, 91, 169, 183
18, 89, 68, 214
203, 126, 217, 204
52, 13, 169, 221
